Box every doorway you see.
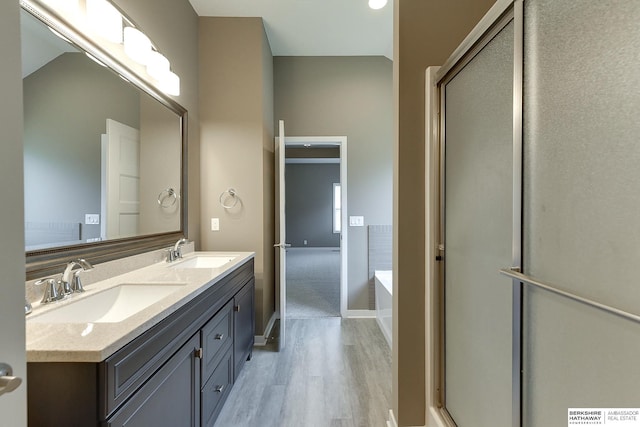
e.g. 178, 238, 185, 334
283, 136, 348, 319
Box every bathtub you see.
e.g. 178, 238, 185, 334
374, 270, 392, 348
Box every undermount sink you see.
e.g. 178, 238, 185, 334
28, 283, 187, 324
171, 255, 236, 269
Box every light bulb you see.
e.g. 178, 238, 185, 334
147, 51, 170, 81
124, 27, 152, 65
368, 0, 387, 10
158, 71, 180, 96
86, 0, 123, 43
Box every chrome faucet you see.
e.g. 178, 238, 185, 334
168, 238, 188, 262
61, 259, 94, 294
34, 277, 64, 304
33, 259, 94, 305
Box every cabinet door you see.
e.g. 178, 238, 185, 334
233, 279, 255, 379
105, 334, 200, 427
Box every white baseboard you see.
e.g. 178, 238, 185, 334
254, 312, 277, 346
343, 309, 376, 318
388, 409, 398, 427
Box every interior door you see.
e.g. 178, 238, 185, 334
101, 119, 141, 239
274, 119, 290, 350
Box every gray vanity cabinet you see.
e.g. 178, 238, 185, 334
105, 334, 201, 427
27, 259, 255, 427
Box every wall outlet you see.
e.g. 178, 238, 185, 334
85, 214, 100, 225
303, 239, 308, 246
349, 216, 364, 227
211, 218, 220, 231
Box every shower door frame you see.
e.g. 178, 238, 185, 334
427, 0, 524, 425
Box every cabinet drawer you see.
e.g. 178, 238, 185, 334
201, 349, 233, 427
201, 300, 233, 382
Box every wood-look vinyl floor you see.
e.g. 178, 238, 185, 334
214, 318, 392, 427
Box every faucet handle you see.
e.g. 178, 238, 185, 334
71, 270, 86, 293
35, 277, 64, 304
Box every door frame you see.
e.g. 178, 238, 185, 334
282, 136, 349, 318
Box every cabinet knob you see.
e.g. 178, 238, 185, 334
214, 385, 225, 393
214, 333, 225, 340
194, 348, 203, 359
234, 304, 240, 312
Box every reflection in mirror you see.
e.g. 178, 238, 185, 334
21, 9, 182, 252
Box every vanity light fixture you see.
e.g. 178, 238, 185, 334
147, 51, 180, 96
124, 26, 152, 65
86, 0, 123, 43
368, 0, 387, 10
147, 50, 170, 81
158, 71, 180, 97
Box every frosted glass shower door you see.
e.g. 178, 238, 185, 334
441, 21, 514, 427
522, 0, 640, 425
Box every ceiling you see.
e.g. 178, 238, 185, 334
20, 10, 78, 78
188, 0, 393, 59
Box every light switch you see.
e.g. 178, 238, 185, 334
85, 214, 100, 225
211, 218, 220, 231
349, 216, 364, 227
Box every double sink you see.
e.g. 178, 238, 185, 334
28, 254, 238, 325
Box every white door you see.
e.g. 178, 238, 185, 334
101, 119, 140, 239
274, 119, 290, 350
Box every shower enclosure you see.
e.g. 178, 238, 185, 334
431, 0, 640, 425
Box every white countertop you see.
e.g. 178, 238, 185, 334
25, 251, 255, 363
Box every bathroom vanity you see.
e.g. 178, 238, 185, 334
26, 252, 255, 427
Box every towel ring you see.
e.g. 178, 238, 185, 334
158, 188, 179, 208
219, 188, 239, 209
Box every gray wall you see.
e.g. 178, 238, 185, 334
23, 52, 139, 244
0, 0, 26, 423
199, 17, 275, 334
286, 163, 340, 248
274, 56, 393, 310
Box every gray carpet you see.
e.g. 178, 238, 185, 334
286, 248, 340, 318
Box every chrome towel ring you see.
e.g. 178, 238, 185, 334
158, 187, 179, 208
219, 188, 239, 209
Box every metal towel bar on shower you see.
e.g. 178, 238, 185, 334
499, 268, 640, 324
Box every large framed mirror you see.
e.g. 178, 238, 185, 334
22, 0, 188, 279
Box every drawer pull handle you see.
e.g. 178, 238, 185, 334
214, 385, 225, 393
215, 334, 225, 340
234, 304, 240, 312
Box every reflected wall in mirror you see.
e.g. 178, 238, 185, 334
21, 8, 182, 252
